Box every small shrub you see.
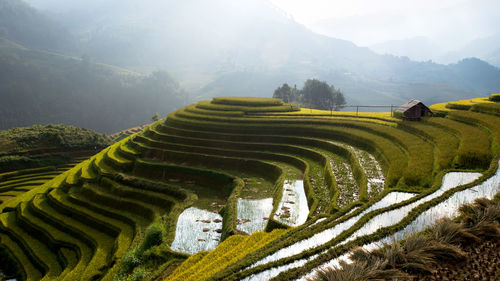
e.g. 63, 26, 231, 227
489, 93, 500, 102
125, 267, 148, 281
121, 247, 143, 274
392, 110, 403, 119
0, 154, 69, 173
140, 221, 164, 252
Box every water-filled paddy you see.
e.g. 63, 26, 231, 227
274, 180, 309, 227
303, 163, 499, 280
250, 192, 416, 270
171, 207, 223, 254
341, 172, 482, 244
245, 164, 499, 280
237, 198, 273, 234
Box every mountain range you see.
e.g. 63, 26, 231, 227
370, 34, 500, 68
1, 0, 500, 133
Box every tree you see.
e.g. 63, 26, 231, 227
151, 113, 160, 122
330, 86, 346, 111
299, 79, 346, 111
272, 79, 346, 111
272, 83, 292, 103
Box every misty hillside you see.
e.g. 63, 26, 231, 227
369, 37, 443, 62
440, 33, 500, 67
25, 0, 500, 103
0, 0, 72, 51
369, 34, 500, 68
0, 41, 187, 133
2, 0, 500, 133
0, 0, 189, 134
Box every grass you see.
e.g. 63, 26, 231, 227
0, 163, 82, 211
308, 198, 500, 281
140, 126, 347, 213
211, 97, 285, 106
489, 93, 500, 101
470, 102, 500, 116
196, 101, 300, 113
0, 124, 109, 157
328, 154, 359, 209
80, 159, 98, 181
427, 117, 491, 169
106, 141, 134, 169
45, 190, 122, 280
402, 121, 460, 170
19, 201, 94, 281
430, 96, 496, 113
64, 163, 82, 186
2, 96, 499, 281
93, 148, 116, 176
0, 212, 59, 279
185, 106, 245, 117
0, 232, 43, 281
260, 108, 398, 125
165, 113, 405, 186
165, 229, 287, 281
31, 194, 110, 280
446, 110, 500, 156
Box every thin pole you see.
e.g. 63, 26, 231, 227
356, 106, 359, 117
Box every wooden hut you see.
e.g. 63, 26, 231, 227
395, 99, 432, 120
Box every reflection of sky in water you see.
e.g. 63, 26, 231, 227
275, 180, 309, 227
303, 163, 499, 281
251, 191, 415, 269
237, 198, 273, 234
245, 162, 500, 281
342, 172, 482, 244
171, 207, 223, 255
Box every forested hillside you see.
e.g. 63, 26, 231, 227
2, 0, 500, 133
23, 0, 500, 106
0, 124, 110, 172
0, 0, 188, 133
0, 43, 187, 133
0, 0, 72, 51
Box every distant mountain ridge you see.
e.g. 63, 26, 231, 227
368, 34, 500, 68
0, 0, 189, 133
440, 33, 500, 67
369, 36, 443, 62
22, 0, 497, 104
0, 0, 72, 51
2, 0, 500, 131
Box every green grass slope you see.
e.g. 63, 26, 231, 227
0, 96, 499, 281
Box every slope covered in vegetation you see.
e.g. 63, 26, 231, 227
0, 95, 499, 280
0, 41, 188, 133
310, 198, 500, 281
0, 124, 110, 173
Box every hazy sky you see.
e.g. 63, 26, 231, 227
270, 0, 460, 24
269, 0, 500, 49
25, 0, 500, 51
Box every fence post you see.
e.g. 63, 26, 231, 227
390, 105, 393, 116
356, 106, 359, 117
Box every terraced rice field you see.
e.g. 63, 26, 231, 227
0, 95, 499, 280
0, 158, 87, 212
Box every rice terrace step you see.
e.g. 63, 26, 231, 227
0, 95, 499, 280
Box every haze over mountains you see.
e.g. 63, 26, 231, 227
369, 34, 500, 68
1, 0, 500, 133
305, 0, 500, 66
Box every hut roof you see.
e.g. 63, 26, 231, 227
395, 99, 429, 113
